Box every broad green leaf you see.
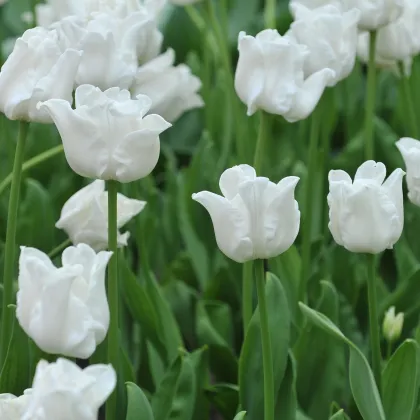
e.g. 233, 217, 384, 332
233, 412, 247, 420
151, 355, 183, 420
196, 300, 237, 383
382, 339, 420, 420
126, 382, 154, 420
239, 273, 290, 420
299, 303, 386, 420
190, 347, 210, 420
275, 353, 297, 420
205, 383, 238, 420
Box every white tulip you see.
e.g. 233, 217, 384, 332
17, 244, 112, 358
347, 0, 403, 30
288, 4, 360, 86
234, 29, 334, 122
170, 0, 201, 5
0, 27, 81, 123
382, 306, 404, 342
56, 180, 145, 250
132, 48, 204, 122
38, 85, 171, 182
289, 0, 345, 16
328, 161, 405, 254
22, 358, 116, 420
192, 165, 300, 263
0, 391, 32, 419
396, 137, 420, 207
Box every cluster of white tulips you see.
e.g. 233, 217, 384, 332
0, 0, 419, 418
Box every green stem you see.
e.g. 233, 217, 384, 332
255, 259, 274, 420
48, 238, 72, 260
242, 261, 253, 336
299, 111, 320, 301
0, 144, 64, 197
399, 62, 419, 139
386, 340, 393, 361
254, 112, 270, 174
264, 0, 276, 28
0, 121, 29, 366
105, 180, 119, 420
364, 31, 377, 160
366, 254, 382, 395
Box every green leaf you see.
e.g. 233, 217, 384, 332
239, 273, 290, 420
126, 382, 154, 420
382, 339, 420, 420
299, 303, 386, 420
233, 412, 247, 420
275, 353, 297, 420
0, 306, 31, 395
152, 355, 183, 420
329, 410, 346, 420
205, 383, 238, 420
196, 300, 237, 383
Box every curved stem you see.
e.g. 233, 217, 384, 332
255, 259, 274, 420
242, 261, 253, 336
0, 121, 29, 366
299, 111, 320, 302
48, 238, 72, 260
399, 62, 419, 139
0, 144, 64, 197
364, 31, 377, 160
366, 254, 382, 395
105, 180, 119, 420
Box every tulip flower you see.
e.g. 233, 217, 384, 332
0, 391, 32, 419
396, 137, 420, 206
192, 165, 300, 263
17, 244, 112, 358
289, 0, 343, 14
38, 84, 171, 182
234, 29, 334, 122
0, 27, 81, 123
132, 48, 204, 122
288, 4, 360, 86
328, 161, 405, 254
170, 0, 202, 5
382, 306, 404, 343
56, 180, 146, 251
22, 358, 116, 420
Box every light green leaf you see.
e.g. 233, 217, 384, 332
233, 412, 247, 420
126, 382, 154, 420
329, 409, 346, 419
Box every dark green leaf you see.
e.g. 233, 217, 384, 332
126, 382, 154, 420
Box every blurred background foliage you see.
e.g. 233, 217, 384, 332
1, 1, 420, 419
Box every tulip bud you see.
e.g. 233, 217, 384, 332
132, 48, 204, 122
0, 390, 32, 419
22, 358, 116, 420
383, 306, 404, 342
17, 244, 112, 359
38, 84, 171, 182
0, 27, 81, 123
192, 165, 300, 263
287, 4, 360, 87
328, 161, 405, 254
396, 137, 420, 207
234, 29, 334, 122
56, 180, 145, 251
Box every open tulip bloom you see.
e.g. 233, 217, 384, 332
17, 244, 112, 359
234, 29, 334, 122
38, 84, 171, 182
192, 164, 300, 263
328, 160, 405, 254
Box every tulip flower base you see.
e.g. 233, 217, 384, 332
0, 1, 419, 420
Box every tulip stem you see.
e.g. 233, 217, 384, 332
0, 121, 29, 367
47, 238, 72, 260
255, 259, 274, 420
299, 110, 320, 302
242, 261, 253, 336
365, 30, 377, 160
398, 62, 419, 139
366, 253, 382, 395
106, 180, 119, 420
264, 0, 276, 28
254, 111, 270, 175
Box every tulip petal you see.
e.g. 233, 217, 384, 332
83, 364, 117, 408
354, 160, 387, 184
219, 165, 256, 199
192, 191, 252, 263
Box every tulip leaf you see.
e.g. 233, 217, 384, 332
329, 410, 346, 420
233, 412, 247, 420
196, 300, 237, 383
151, 355, 183, 420
275, 352, 297, 420
239, 272, 290, 420
299, 303, 386, 420
0, 306, 31, 395
204, 383, 239, 420
126, 382, 154, 420
382, 339, 420, 420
